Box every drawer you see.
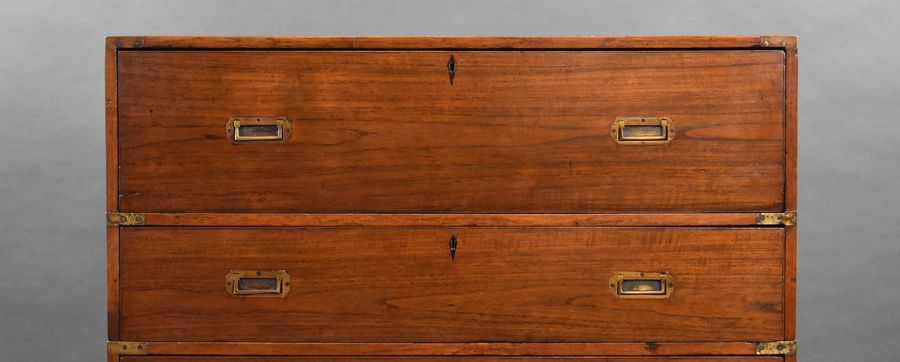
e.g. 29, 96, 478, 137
121, 358, 782, 362
118, 227, 784, 342
116, 50, 785, 213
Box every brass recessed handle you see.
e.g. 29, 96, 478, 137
611, 117, 674, 145
226, 117, 291, 144
610, 271, 674, 299
225, 270, 290, 297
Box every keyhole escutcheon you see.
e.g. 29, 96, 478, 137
448, 55, 456, 85
449, 234, 458, 260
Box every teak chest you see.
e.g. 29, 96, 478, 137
106, 35, 798, 362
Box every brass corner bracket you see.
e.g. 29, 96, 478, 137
756, 211, 796, 226
106, 212, 146, 226
760, 35, 798, 49
108, 341, 148, 355
756, 340, 797, 355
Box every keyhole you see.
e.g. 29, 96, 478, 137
449, 234, 458, 260
448, 55, 456, 85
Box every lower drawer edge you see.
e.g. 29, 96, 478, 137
109, 341, 795, 359
120, 358, 782, 362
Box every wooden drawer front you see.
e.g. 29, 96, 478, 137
117, 50, 785, 213
122, 358, 782, 362
119, 227, 784, 342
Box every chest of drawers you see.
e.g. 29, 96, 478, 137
106, 36, 797, 362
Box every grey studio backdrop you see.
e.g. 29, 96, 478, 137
1, 1, 898, 361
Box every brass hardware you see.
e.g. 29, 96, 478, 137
108, 341, 148, 355
106, 212, 145, 226
756, 340, 797, 355
611, 117, 674, 145
756, 211, 796, 226
225, 270, 291, 297
760, 35, 796, 49
610, 271, 674, 299
226, 116, 291, 144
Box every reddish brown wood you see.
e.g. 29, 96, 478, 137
107, 39, 122, 342
118, 227, 783, 343
123, 356, 779, 362
106, 35, 795, 50
784, 43, 798, 343
116, 50, 785, 213
107, 36, 797, 359
123, 341, 772, 357
106, 43, 118, 212
140, 212, 765, 227
784, 43, 799, 214
107, 227, 120, 340
785, 225, 797, 341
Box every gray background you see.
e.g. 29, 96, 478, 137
1, 0, 897, 361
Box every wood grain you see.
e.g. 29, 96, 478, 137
117, 50, 785, 213
106, 42, 118, 212
107, 37, 796, 360
106, 35, 797, 50
119, 341, 771, 357
783, 43, 799, 343
122, 357, 780, 362
785, 43, 799, 213
107, 226, 120, 339
118, 227, 783, 342
138, 212, 766, 227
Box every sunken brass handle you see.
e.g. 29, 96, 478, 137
611, 117, 674, 144
225, 270, 291, 297
226, 117, 291, 144
609, 271, 674, 299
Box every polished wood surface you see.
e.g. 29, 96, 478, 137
138, 212, 767, 227
107, 35, 797, 50
117, 50, 784, 213
123, 357, 780, 362
119, 341, 774, 357
118, 227, 783, 342
106, 44, 119, 212
783, 43, 799, 345
107, 44, 121, 340
107, 36, 797, 359
107, 226, 120, 339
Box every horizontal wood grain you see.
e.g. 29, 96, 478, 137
123, 356, 780, 362
118, 227, 784, 343
117, 50, 785, 213
117, 341, 772, 357
137, 212, 766, 227
107, 35, 797, 50
112, 341, 785, 357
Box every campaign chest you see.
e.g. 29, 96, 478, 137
106, 36, 798, 361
